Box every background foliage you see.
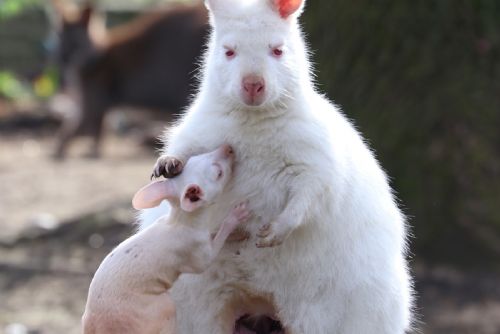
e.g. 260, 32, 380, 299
304, 0, 500, 265
0, 0, 39, 19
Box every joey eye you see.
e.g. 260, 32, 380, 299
212, 163, 224, 180
225, 49, 235, 58
272, 48, 283, 57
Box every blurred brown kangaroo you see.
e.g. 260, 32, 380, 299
51, 1, 208, 158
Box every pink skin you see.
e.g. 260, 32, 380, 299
83, 203, 250, 334
273, 0, 303, 19
241, 75, 266, 106
83, 145, 253, 334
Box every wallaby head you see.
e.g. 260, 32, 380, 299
202, 0, 310, 111
51, 0, 98, 66
133, 145, 235, 212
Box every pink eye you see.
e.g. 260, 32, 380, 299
225, 49, 235, 58
272, 48, 283, 57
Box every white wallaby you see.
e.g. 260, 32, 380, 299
141, 0, 413, 333
83, 145, 252, 333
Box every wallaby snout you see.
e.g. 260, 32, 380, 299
242, 75, 266, 106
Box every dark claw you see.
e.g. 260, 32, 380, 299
158, 165, 167, 178
164, 160, 182, 178
166, 160, 180, 176
152, 156, 184, 179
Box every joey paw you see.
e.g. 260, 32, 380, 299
151, 156, 184, 179
231, 202, 252, 225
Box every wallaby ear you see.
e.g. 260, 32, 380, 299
270, 0, 305, 19
180, 184, 205, 212
132, 180, 178, 210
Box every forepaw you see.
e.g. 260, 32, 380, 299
231, 202, 252, 225
255, 219, 292, 248
151, 156, 184, 179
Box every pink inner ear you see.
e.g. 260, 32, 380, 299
274, 0, 303, 19
132, 180, 175, 210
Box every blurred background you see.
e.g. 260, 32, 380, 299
0, 0, 499, 333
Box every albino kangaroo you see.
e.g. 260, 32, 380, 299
142, 0, 413, 333
83, 145, 252, 333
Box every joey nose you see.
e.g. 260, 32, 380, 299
242, 75, 265, 105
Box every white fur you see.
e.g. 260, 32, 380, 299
139, 200, 171, 230
83, 147, 250, 333
140, 0, 413, 332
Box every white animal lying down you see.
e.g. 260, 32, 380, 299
82, 145, 251, 334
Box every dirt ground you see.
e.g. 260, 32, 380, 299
1, 111, 500, 334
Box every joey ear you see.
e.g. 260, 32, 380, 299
132, 180, 177, 210
270, 0, 305, 19
180, 184, 205, 212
